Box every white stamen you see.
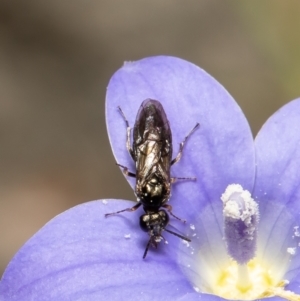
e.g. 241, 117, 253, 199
221, 184, 259, 264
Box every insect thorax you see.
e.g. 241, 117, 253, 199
137, 174, 170, 209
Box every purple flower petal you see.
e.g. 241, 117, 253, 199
106, 56, 255, 296
106, 56, 255, 288
106, 56, 255, 224
0, 200, 197, 301
254, 98, 300, 293
254, 97, 300, 212
1, 56, 261, 301
177, 292, 224, 301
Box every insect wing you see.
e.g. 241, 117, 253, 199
133, 99, 172, 182
133, 99, 172, 158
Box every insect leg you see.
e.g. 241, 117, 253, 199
164, 228, 191, 242
162, 204, 186, 223
170, 176, 196, 183
116, 163, 136, 178
105, 202, 141, 218
171, 123, 200, 165
118, 106, 135, 160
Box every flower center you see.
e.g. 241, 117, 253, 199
179, 184, 300, 301
212, 258, 299, 300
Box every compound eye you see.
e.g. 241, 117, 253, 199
139, 214, 149, 232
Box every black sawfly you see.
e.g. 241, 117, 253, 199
105, 99, 199, 258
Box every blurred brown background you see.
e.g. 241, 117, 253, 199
1, 1, 300, 276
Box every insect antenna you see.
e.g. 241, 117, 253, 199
143, 237, 153, 259
164, 228, 191, 242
